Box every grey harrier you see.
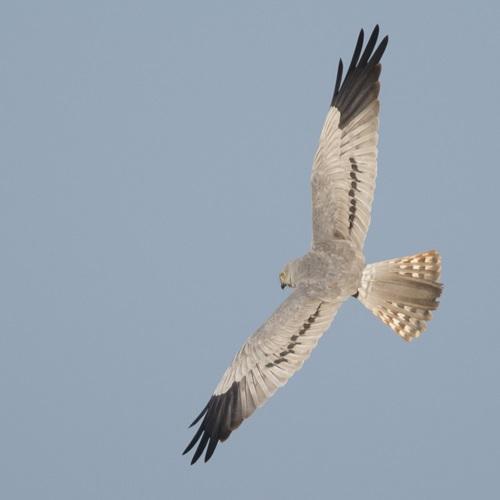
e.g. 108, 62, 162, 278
183, 25, 442, 464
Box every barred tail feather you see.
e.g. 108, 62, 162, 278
358, 250, 443, 341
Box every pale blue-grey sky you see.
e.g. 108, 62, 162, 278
1, 1, 499, 499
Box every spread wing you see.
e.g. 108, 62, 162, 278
311, 26, 388, 251
183, 289, 343, 464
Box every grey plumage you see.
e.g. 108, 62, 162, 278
183, 25, 442, 465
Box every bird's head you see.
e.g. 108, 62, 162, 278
279, 263, 296, 290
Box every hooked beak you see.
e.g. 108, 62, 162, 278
281, 283, 286, 290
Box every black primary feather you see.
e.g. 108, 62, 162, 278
331, 25, 388, 128
183, 380, 244, 464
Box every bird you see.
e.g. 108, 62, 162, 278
183, 25, 443, 465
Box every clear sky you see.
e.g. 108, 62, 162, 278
2, 1, 499, 499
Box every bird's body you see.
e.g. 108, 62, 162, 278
183, 26, 443, 465
284, 241, 364, 301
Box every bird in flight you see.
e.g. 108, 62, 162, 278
183, 25, 442, 465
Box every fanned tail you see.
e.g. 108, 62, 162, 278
357, 250, 443, 341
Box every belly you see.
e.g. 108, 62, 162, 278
299, 243, 364, 300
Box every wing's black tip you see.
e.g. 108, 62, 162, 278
331, 25, 389, 128
332, 58, 343, 104
188, 402, 209, 428
183, 381, 243, 464
204, 436, 219, 462
182, 422, 204, 456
